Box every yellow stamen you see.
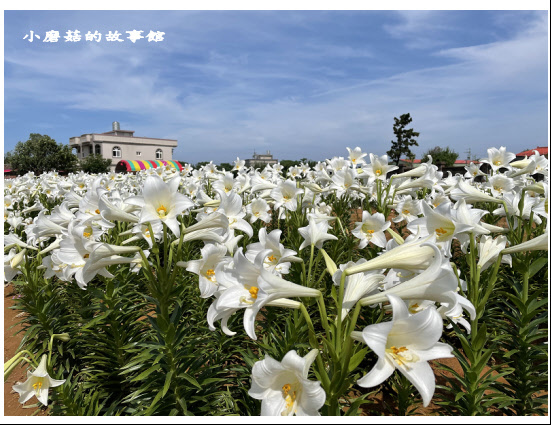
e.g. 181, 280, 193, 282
206, 269, 216, 281
267, 255, 277, 262
249, 286, 259, 299
157, 205, 167, 218
83, 232, 91, 238
83, 254, 89, 259
95, 209, 100, 214
435, 227, 447, 237
408, 303, 420, 314
32, 381, 43, 392
403, 209, 410, 215
282, 384, 292, 396
375, 169, 382, 176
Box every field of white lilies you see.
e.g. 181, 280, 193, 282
4, 146, 548, 416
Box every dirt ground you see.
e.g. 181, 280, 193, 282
4, 284, 47, 416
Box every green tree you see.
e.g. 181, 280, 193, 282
421, 146, 458, 167
386, 113, 420, 165
219, 162, 233, 171
4, 133, 79, 175
79, 154, 112, 174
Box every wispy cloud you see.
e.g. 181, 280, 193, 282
4, 10, 548, 163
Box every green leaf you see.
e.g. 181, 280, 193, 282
131, 364, 161, 382
472, 323, 487, 351
455, 391, 466, 402
348, 347, 368, 373
178, 372, 202, 390
162, 370, 174, 398
528, 257, 548, 278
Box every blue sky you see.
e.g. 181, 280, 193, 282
3, 10, 549, 164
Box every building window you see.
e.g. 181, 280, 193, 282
156, 149, 163, 159
95, 144, 101, 155
113, 146, 121, 158
136, 151, 141, 156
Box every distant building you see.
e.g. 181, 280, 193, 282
516, 146, 548, 159
399, 158, 481, 168
245, 150, 278, 168
69, 122, 178, 171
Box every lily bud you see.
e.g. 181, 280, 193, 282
502, 233, 548, 254
54, 333, 71, 342
10, 249, 26, 269
320, 249, 337, 276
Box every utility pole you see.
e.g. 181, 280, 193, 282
465, 148, 472, 162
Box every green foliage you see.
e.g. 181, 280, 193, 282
218, 162, 233, 171
79, 154, 112, 174
279, 159, 316, 174
422, 146, 459, 167
195, 161, 210, 169
386, 113, 420, 165
4, 133, 79, 175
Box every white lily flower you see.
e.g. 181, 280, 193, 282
271, 180, 304, 212
217, 190, 253, 238
502, 232, 548, 254
450, 178, 497, 204
351, 210, 390, 249
298, 216, 338, 251
4, 234, 37, 251
362, 154, 398, 181
246, 197, 272, 224
352, 294, 453, 407
232, 157, 246, 172
333, 260, 384, 318
13, 355, 65, 406
126, 175, 194, 237
249, 349, 326, 416
245, 228, 300, 275
408, 201, 473, 256
464, 162, 486, 179
329, 168, 358, 198
477, 235, 512, 272
98, 193, 139, 223
347, 146, 367, 167
4, 249, 24, 282
80, 255, 136, 288
345, 234, 438, 275
392, 195, 421, 223
391, 157, 434, 180
359, 243, 462, 310
487, 174, 515, 198
184, 243, 230, 298
182, 211, 229, 236
481, 146, 516, 172
209, 249, 320, 340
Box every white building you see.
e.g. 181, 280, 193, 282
245, 150, 278, 168
70, 122, 178, 171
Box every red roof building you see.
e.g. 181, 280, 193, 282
516, 146, 548, 158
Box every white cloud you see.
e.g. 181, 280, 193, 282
4, 11, 548, 163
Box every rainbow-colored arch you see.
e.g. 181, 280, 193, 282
116, 160, 183, 172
